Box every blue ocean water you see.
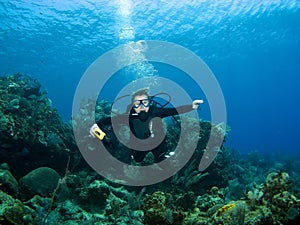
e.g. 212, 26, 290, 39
1, 0, 300, 155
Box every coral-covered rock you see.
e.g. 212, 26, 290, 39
264, 171, 291, 195
246, 171, 300, 224
0, 169, 18, 197
143, 191, 185, 225
0, 190, 34, 224
75, 179, 111, 211
19, 167, 60, 200
195, 187, 224, 212
245, 205, 274, 225
143, 191, 170, 224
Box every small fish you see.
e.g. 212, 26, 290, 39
217, 203, 236, 216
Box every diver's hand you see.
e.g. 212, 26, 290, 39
90, 124, 99, 137
192, 99, 204, 109
90, 124, 106, 140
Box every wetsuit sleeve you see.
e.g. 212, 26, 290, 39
155, 105, 194, 118
96, 116, 112, 126
96, 114, 128, 127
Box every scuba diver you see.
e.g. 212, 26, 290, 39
90, 88, 203, 163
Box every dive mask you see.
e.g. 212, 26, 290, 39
132, 99, 150, 108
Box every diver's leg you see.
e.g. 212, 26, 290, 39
132, 150, 147, 163
152, 140, 168, 163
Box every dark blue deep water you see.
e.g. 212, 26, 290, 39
1, 0, 300, 155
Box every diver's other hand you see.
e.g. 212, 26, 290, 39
89, 124, 99, 137
192, 99, 204, 109
90, 124, 106, 140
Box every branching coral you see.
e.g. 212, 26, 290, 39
246, 183, 264, 210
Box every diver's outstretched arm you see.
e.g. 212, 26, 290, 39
157, 99, 204, 118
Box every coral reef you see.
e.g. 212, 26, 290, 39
0, 73, 80, 178
0, 73, 299, 224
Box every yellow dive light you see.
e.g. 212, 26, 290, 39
92, 126, 106, 140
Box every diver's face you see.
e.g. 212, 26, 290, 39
133, 94, 150, 113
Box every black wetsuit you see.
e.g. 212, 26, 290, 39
97, 104, 194, 163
